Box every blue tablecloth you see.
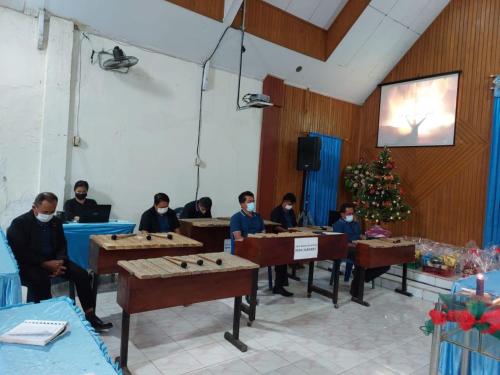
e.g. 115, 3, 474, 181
63, 221, 135, 269
439, 270, 500, 375
0, 230, 21, 308
0, 297, 120, 374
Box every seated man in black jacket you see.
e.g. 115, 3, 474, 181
7, 192, 111, 331
139, 193, 180, 233
63, 180, 97, 222
180, 197, 212, 219
269, 192, 298, 297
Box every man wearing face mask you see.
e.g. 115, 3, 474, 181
7, 192, 112, 331
180, 197, 212, 219
333, 203, 390, 298
268, 193, 298, 297
229, 191, 264, 253
63, 180, 97, 222
139, 193, 180, 233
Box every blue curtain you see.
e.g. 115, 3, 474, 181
304, 133, 342, 226
483, 76, 500, 246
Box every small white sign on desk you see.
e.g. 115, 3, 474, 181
294, 237, 318, 260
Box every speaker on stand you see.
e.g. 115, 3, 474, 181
297, 136, 321, 226
291, 136, 321, 281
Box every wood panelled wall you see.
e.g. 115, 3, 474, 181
354, 0, 500, 246
257, 76, 360, 219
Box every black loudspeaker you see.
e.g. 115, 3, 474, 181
297, 136, 321, 171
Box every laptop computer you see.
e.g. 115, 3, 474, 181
78, 204, 112, 223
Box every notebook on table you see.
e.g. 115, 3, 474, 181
0, 320, 69, 346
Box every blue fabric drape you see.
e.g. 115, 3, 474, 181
304, 133, 342, 226
0, 229, 22, 307
483, 77, 500, 246
63, 221, 135, 269
0, 297, 121, 374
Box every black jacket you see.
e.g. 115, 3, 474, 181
270, 205, 297, 230
180, 200, 212, 219
7, 211, 68, 266
139, 207, 180, 233
63, 198, 97, 221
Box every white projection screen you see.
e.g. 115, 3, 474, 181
377, 72, 459, 147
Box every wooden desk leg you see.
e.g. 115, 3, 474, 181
224, 296, 248, 352
247, 269, 259, 327
395, 263, 413, 297
351, 267, 370, 307
332, 259, 341, 308
91, 272, 100, 309
307, 261, 314, 297
115, 310, 131, 375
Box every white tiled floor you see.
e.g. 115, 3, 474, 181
89, 267, 433, 375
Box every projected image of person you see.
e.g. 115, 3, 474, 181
377, 73, 459, 147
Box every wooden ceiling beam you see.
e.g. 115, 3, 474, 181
326, 0, 370, 58
232, 0, 326, 61
166, 0, 368, 62
166, 0, 225, 22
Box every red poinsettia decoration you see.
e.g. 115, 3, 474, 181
446, 310, 460, 322
456, 310, 476, 331
478, 309, 500, 334
429, 310, 447, 325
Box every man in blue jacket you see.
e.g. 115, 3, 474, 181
333, 203, 389, 298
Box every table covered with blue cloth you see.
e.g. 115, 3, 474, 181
0, 229, 21, 308
439, 270, 500, 375
0, 297, 121, 374
63, 221, 135, 269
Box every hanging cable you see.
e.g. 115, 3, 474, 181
194, 23, 233, 202
236, 0, 247, 110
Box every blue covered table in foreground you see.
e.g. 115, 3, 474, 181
0, 297, 120, 374
0, 229, 21, 308
438, 270, 500, 375
63, 221, 135, 269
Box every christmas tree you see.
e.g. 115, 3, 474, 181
344, 147, 411, 224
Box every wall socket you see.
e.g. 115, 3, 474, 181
73, 136, 81, 147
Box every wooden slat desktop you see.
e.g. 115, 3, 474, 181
116, 252, 259, 374
352, 239, 415, 307
234, 231, 348, 325
89, 233, 203, 308
179, 218, 281, 252
179, 218, 231, 252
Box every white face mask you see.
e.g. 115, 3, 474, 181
285, 204, 293, 210
37, 213, 54, 223
157, 207, 168, 215
345, 215, 354, 223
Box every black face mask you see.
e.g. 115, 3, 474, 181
75, 193, 87, 200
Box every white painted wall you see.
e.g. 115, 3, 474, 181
0, 7, 45, 229
67, 33, 263, 226
0, 7, 264, 230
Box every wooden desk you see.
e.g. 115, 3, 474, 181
179, 218, 230, 252
353, 239, 415, 307
234, 232, 348, 325
89, 233, 203, 307
116, 252, 259, 374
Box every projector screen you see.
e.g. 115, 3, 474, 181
377, 72, 459, 147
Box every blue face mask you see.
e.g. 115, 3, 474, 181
246, 202, 256, 212
345, 215, 354, 223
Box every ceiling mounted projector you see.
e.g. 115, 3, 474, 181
241, 94, 273, 108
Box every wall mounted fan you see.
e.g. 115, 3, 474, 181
98, 46, 138, 73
